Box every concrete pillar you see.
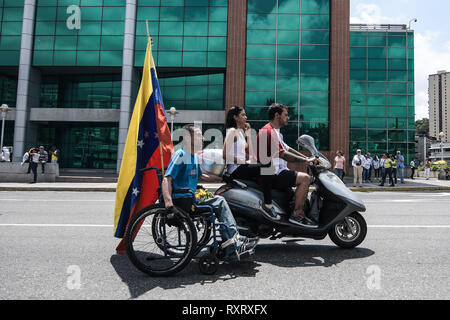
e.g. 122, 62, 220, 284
329, 0, 350, 169
13, 0, 37, 161
225, 0, 247, 112
117, 0, 139, 173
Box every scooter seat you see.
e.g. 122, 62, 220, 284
232, 179, 295, 201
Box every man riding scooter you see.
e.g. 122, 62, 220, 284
257, 103, 319, 228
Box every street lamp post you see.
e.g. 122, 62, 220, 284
439, 132, 445, 161
1, 104, 9, 154
167, 107, 178, 139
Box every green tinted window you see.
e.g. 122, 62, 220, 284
136, 1, 228, 67
160, 74, 224, 111
0, 2, 24, 65
33, 2, 125, 66
246, 0, 330, 149
36, 123, 119, 169
349, 30, 415, 162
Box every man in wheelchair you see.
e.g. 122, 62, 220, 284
161, 124, 258, 260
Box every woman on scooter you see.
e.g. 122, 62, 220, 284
223, 106, 280, 221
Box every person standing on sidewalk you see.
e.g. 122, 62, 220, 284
425, 158, 431, 180
373, 155, 381, 181
28, 148, 40, 184
363, 152, 373, 183
391, 155, 398, 184
379, 153, 395, 187
333, 150, 345, 181
409, 158, 416, 179
352, 149, 365, 187
38, 146, 48, 174
395, 151, 405, 184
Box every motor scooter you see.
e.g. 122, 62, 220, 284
199, 135, 367, 249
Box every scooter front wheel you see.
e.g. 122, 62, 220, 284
328, 212, 367, 249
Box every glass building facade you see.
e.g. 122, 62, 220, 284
350, 25, 415, 162
0, 0, 24, 65
245, 0, 330, 149
1, 1, 415, 172
33, 0, 125, 66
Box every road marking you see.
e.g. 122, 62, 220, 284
369, 225, 450, 228
0, 199, 114, 202
0, 224, 449, 229
0, 224, 113, 228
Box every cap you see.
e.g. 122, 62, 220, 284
39, 146, 44, 149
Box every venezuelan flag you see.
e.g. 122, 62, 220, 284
114, 39, 173, 253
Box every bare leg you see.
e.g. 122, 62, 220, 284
292, 172, 310, 216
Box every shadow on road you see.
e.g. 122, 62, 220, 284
110, 243, 374, 299
254, 243, 375, 268
110, 254, 261, 299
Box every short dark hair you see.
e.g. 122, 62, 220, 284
268, 103, 286, 121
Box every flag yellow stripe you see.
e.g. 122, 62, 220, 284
114, 41, 156, 231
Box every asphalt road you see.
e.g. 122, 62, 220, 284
0, 191, 449, 300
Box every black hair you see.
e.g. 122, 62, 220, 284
268, 103, 286, 120
225, 106, 244, 129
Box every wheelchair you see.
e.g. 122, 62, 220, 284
124, 167, 249, 276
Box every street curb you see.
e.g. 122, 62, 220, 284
1, 186, 449, 193
348, 186, 450, 192
0, 187, 116, 192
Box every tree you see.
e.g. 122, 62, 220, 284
415, 118, 429, 135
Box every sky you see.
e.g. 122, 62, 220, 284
350, 0, 450, 120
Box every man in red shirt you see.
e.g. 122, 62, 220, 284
257, 104, 318, 228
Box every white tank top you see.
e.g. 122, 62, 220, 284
227, 131, 246, 175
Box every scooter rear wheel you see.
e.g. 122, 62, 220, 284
328, 212, 367, 249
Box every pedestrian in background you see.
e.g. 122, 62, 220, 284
352, 149, 365, 187
334, 150, 345, 181
373, 155, 380, 181
425, 158, 431, 180
38, 146, 48, 174
379, 153, 395, 187
409, 158, 416, 179
1, 147, 10, 162
21, 148, 33, 174
391, 155, 398, 184
363, 152, 373, 183
50, 145, 60, 164
395, 151, 405, 184
28, 148, 40, 184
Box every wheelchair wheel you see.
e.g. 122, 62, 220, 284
193, 216, 212, 252
125, 204, 197, 277
198, 255, 219, 275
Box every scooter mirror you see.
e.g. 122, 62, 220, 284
297, 135, 318, 155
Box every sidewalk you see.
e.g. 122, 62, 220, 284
0, 177, 448, 192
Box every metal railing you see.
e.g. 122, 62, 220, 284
350, 24, 408, 32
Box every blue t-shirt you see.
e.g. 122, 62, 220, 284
396, 155, 405, 168
164, 148, 202, 198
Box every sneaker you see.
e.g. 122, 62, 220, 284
289, 215, 318, 229
261, 204, 281, 221
223, 235, 259, 260
236, 237, 259, 255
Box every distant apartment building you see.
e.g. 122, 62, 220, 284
429, 70, 450, 143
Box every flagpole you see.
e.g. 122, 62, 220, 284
146, 19, 165, 176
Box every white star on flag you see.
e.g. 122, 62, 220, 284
137, 140, 145, 149
144, 131, 150, 139
132, 188, 140, 197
